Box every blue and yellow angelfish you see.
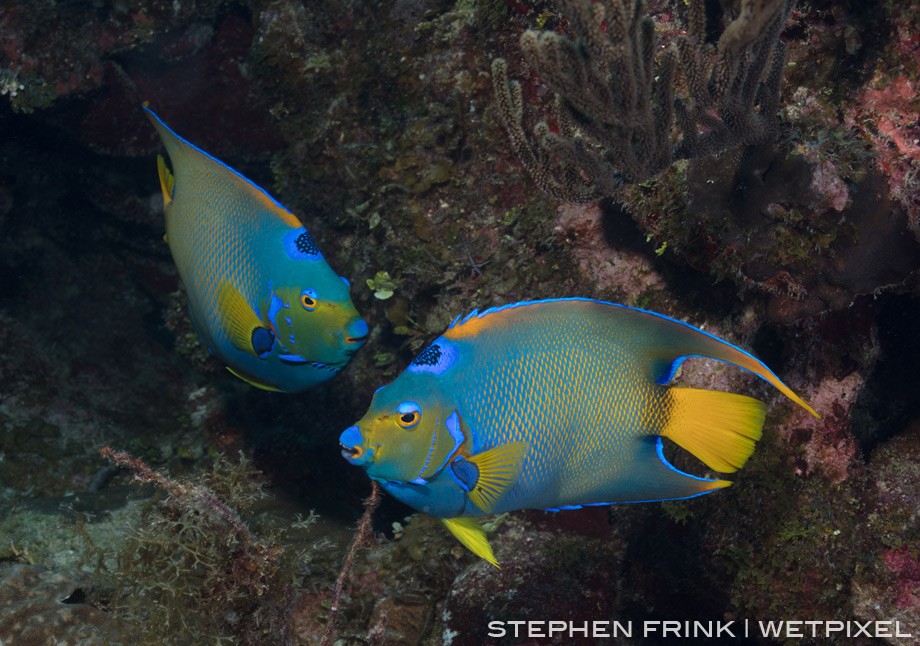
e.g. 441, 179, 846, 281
144, 105, 367, 392
340, 298, 818, 566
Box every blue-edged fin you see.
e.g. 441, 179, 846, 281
156, 154, 174, 206
442, 517, 499, 569
624, 306, 819, 418
623, 437, 731, 502
217, 281, 274, 357
463, 442, 529, 513
226, 366, 283, 392
662, 387, 766, 473
143, 103, 303, 229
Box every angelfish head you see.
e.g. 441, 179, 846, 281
268, 274, 368, 370
339, 379, 465, 485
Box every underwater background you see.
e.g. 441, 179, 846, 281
0, 0, 918, 644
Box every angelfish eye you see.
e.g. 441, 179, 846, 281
300, 288, 318, 311
398, 412, 420, 427
396, 401, 421, 429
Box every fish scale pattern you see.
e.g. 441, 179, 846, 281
448, 300, 669, 512
167, 166, 266, 349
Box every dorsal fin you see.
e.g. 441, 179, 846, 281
444, 300, 545, 340
142, 103, 303, 229
443, 298, 818, 417
626, 307, 819, 418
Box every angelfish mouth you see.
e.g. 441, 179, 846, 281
339, 425, 366, 463
344, 318, 370, 346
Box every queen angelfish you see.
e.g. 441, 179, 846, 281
339, 298, 818, 567
144, 105, 368, 392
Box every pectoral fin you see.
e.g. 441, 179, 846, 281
456, 441, 528, 513
442, 517, 499, 569
217, 281, 275, 357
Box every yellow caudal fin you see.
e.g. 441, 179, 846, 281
217, 281, 273, 357
464, 441, 529, 513
156, 154, 174, 206
442, 517, 499, 568
662, 387, 767, 473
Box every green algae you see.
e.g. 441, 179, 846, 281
93, 451, 325, 645
0, 68, 56, 114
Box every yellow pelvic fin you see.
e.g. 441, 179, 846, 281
442, 517, 499, 569
156, 154, 175, 206
465, 441, 529, 513
225, 366, 283, 392
662, 388, 766, 473
217, 281, 265, 356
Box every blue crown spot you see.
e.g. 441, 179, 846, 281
407, 340, 457, 375
283, 228, 322, 261
295, 230, 318, 255
412, 344, 442, 367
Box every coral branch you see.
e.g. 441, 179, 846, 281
100, 446, 253, 544
493, 0, 796, 201
320, 482, 381, 646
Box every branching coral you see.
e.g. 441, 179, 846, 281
492, 0, 795, 201
319, 482, 380, 646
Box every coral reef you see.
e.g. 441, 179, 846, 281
97, 447, 296, 645
554, 201, 664, 302
0, 0, 918, 644
492, 0, 795, 200
493, 0, 920, 321
441, 512, 629, 643
851, 421, 920, 639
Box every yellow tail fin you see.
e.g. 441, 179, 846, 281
662, 388, 766, 473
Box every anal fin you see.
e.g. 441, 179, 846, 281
626, 437, 731, 502
442, 517, 499, 568
226, 366, 283, 392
